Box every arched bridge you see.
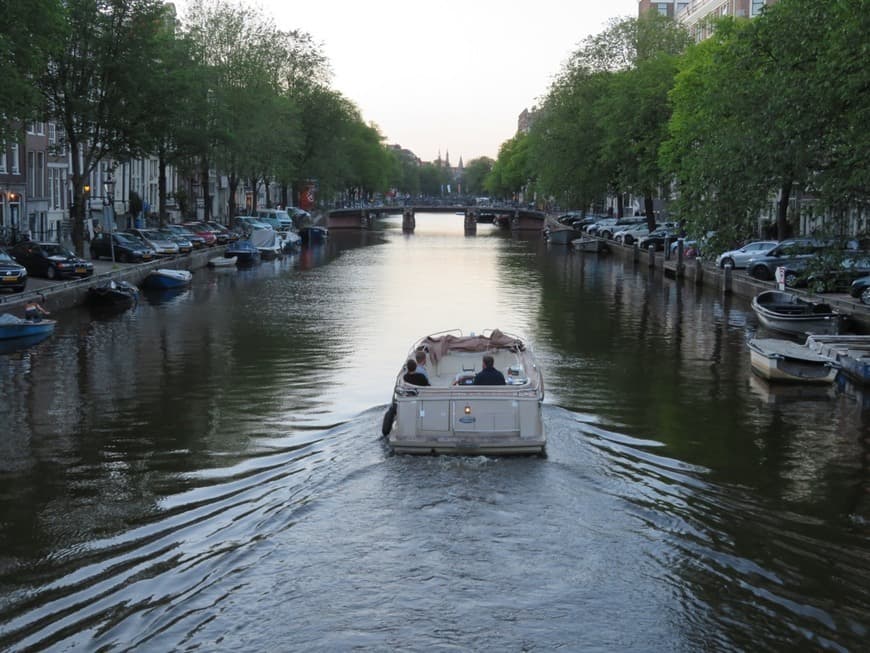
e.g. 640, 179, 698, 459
326, 205, 547, 233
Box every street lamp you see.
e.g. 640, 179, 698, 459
104, 171, 116, 262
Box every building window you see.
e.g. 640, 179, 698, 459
48, 123, 56, 145
657, 3, 669, 16
48, 167, 65, 210
11, 143, 19, 174
750, 0, 766, 16
0, 145, 5, 173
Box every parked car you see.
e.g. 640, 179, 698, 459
614, 224, 652, 246
585, 218, 618, 237
637, 228, 678, 251
126, 228, 180, 257
180, 222, 218, 246
232, 216, 273, 236
0, 247, 28, 292
90, 232, 155, 263
203, 221, 237, 243
156, 228, 194, 253
849, 275, 870, 304
255, 208, 294, 231
10, 240, 94, 280
746, 239, 835, 281
714, 240, 779, 269
163, 224, 206, 249
599, 217, 645, 240
802, 256, 870, 293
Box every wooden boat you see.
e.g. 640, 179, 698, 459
805, 335, 870, 386
571, 237, 606, 253
142, 268, 193, 290
87, 279, 139, 309
748, 338, 839, 383
0, 313, 56, 341
208, 255, 237, 268
382, 329, 545, 455
750, 290, 843, 336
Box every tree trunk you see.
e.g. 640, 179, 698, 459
777, 183, 791, 240
158, 145, 167, 224
228, 173, 239, 220
200, 156, 211, 220
644, 195, 655, 231
616, 192, 624, 219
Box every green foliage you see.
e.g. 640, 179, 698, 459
463, 158, 494, 196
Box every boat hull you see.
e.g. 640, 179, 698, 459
142, 269, 192, 290
751, 290, 842, 336
0, 319, 56, 340
748, 338, 839, 383
386, 329, 545, 455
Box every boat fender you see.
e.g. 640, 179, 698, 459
381, 402, 397, 436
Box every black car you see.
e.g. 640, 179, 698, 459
0, 247, 28, 292
10, 240, 94, 280
850, 275, 870, 304
745, 238, 834, 281
637, 228, 678, 251
90, 232, 155, 263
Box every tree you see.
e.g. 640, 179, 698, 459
36, 0, 170, 253
463, 157, 494, 196
0, 0, 64, 140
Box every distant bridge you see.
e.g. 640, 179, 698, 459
326, 205, 548, 233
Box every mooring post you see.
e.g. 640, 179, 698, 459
402, 208, 415, 232
694, 258, 703, 285
677, 239, 685, 278
723, 264, 733, 295
648, 244, 656, 268
464, 210, 477, 234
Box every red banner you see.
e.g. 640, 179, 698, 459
299, 182, 316, 211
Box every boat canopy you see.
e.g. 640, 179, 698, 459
419, 329, 525, 364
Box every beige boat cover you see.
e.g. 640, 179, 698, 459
420, 329, 524, 364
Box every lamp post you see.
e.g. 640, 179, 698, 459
104, 171, 116, 263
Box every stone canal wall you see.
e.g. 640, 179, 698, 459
0, 246, 221, 317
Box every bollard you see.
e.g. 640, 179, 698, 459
648, 244, 656, 269
694, 258, 703, 285
676, 239, 685, 278
664, 237, 671, 261
723, 264, 733, 295
633, 241, 640, 263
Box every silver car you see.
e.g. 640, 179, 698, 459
126, 228, 180, 257
715, 240, 779, 269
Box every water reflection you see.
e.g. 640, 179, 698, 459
0, 215, 867, 650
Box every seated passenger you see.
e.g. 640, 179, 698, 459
414, 349, 429, 381
403, 359, 430, 386
473, 354, 506, 385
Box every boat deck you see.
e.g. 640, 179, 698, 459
420, 349, 531, 388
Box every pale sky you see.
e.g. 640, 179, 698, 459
179, 1, 639, 163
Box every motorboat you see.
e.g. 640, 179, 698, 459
280, 230, 302, 251
750, 289, 843, 336
748, 338, 839, 383
141, 268, 193, 290
208, 255, 237, 268
382, 329, 545, 455
225, 239, 261, 266
300, 225, 328, 245
250, 228, 283, 259
87, 279, 140, 309
0, 313, 56, 341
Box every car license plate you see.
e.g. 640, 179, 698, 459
75, 267, 86, 273
2, 275, 15, 281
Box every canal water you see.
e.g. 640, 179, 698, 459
0, 214, 867, 651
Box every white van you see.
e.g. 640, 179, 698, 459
255, 208, 294, 230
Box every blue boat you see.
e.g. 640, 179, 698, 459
142, 268, 193, 290
225, 239, 261, 266
0, 313, 56, 341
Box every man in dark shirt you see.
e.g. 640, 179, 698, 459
403, 359, 430, 386
473, 354, 506, 385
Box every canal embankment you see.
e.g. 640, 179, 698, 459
605, 239, 870, 333
0, 245, 224, 317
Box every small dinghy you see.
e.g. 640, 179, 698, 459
748, 338, 839, 383
142, 268, 193, 290
208, 256, 237, 268
87, 279, 140, 309
0, 313, 56, 341
751, 290, 843, 336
